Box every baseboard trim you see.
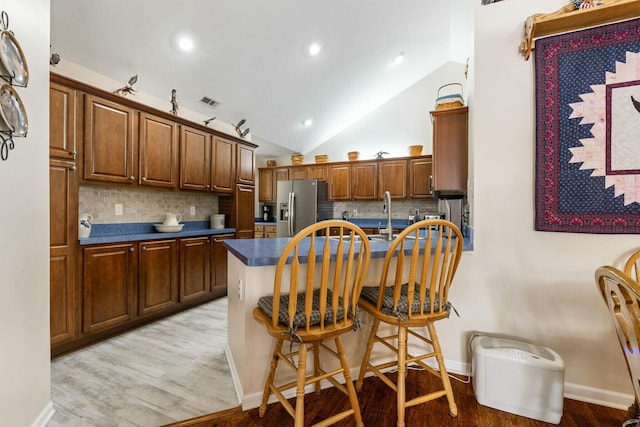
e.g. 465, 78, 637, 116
564, 382, 633, 410
31, 401, 55, 427
224, 343, 244, 407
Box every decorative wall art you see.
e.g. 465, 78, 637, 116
534, 17, 640, 234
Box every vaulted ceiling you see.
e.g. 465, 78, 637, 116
50, 0, 476, 156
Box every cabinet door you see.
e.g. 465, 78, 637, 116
50, 159, 77, 346
431, 107, 468, 192
289, 167, 307, 180
328, 164, 351, 200
212, 137, 236, 192
211, 234, 234, 297
408, 157, 433, 199
236, 184, 255, 239
236, 143, 255, 185
351, 162, 378, 200
83, 243, 136, 334
258, 168, 274, 202
179, 237, 211, 302
83, 94, 136, 184
180, 125, 211, 191
49, 82, 76, 161
308, 165, 327, 181
379, 159, 407, 199
138, 239, 179, 316
138, 112, 178, 189
272, 168, 289, 201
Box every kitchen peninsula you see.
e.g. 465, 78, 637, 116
223, 231, 473, 410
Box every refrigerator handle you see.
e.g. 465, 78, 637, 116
288, 192, 295, 237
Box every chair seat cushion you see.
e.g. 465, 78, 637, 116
360, 283, 449, 316
257, 288, 344, 329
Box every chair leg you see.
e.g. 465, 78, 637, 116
335, 335, 364, 427
356, 317, 380, 391
313, 342, 321, 394
294, 343, 308, 427
428, 323, 458, 417
259, 338, 283, 417
397, 326, 407, 427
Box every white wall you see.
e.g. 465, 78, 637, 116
0, 0, 54, 425
440, 0, 636, 408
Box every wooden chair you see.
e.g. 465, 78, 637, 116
355, 219, 463, 427
252, 220, 371, 427
596, 265, 640, 422
623, 249, 640, 419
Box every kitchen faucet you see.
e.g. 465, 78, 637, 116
382, 190, 393, 241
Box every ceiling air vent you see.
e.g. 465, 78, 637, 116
200, 96, 221, 108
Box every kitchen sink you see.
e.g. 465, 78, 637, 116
330, 233, 397, 242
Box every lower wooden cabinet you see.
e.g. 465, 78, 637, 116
179, 236, 211, 302
212, 234, 234, 297
138, 239, 179, 316
82, 243, 136, 334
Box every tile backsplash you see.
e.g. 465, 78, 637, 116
79, 185, 220, 224
332, 199, 440, 221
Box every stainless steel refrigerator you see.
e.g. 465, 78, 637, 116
276, 179, 333, 237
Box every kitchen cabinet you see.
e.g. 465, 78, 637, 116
83, 94, 136, 185
82, 243, 137, 334
49, 158, 78, 347
211, 234, 234, 297
180, 125, 211, 191
236, 143, 255, 185
138, 112, 179, 189
50, 81, 77, 161
254, 224, 276, 239
289, 167, 308, 180
308, 164, 327, 181
258, 169, 274, 202
138, 239, 179, 316
351, 161, 378, 200
328, 164, 351, 200
212, 137, 236, 193
408, 156, 433, 199
379, 159, 407, 199
236, 184, 256, 239
430, 106, 468, 194
179, 237, 211, 302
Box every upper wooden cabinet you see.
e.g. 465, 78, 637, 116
83, 94, 136, 185
50, 82, 77, 161
408, 157, 433, 199
138, 112, 179, 189
308, 165, 328, 181
212, 137, 236, 193
328, 164, 352, 201
378, 160, 407, 199
258, 168, 274, 202
288, 167, 308, 180
236, 143, 255, 185
180, 125, 211, 191
430, 106, 468, 195
351, 161, 378, 200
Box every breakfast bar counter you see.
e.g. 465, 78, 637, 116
223, 231, 473, 410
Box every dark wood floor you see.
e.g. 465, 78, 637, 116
166, 370, 628, 427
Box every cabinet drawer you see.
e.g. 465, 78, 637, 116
264, 225, 276, 233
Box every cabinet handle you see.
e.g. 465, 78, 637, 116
129, 176, 135, 180
71, 165, 76, 171
142, 246, 146, 251
429, 175, 433, 195
142, 177, 147, 181
70, 150, 77, 157
129, 247, 134, 252
206, 184, 211, 188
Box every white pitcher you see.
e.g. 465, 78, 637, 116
79, 214, 92, 239
163, 213, 181, 225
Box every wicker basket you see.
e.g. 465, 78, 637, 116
408, 145, 423, 156
291, 154, 304, 164
435, 83, 465, 110
315, 155, 329, 163
347, 151, 360, 161
266, 160, 276, 167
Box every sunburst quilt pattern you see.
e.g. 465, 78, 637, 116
535, 18, 640, 233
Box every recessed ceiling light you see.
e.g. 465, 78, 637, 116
178, 36, 195, 52
303, 118, 313, 127
393, 52, 405, 65
308, 43, 322, 56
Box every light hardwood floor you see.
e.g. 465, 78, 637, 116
49, 298, 239, 427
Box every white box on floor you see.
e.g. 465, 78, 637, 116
471, 335, 565, 424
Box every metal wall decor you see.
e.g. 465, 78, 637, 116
0, 11, 29, 162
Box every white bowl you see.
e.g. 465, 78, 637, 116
154, 223, 184, 233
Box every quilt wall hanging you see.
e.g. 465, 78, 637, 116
535, 17, 640, 233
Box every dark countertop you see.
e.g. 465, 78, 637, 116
79, 221, 236, 245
